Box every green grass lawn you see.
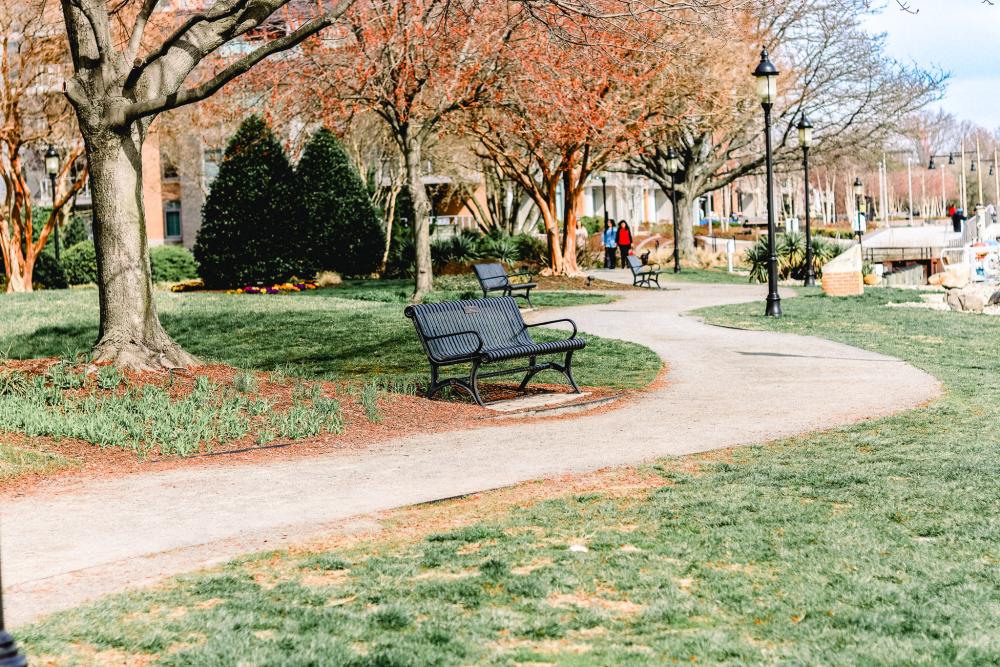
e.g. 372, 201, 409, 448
20, 289, 1000, 664
0, 284, 646, 390
659, 267, 751, 284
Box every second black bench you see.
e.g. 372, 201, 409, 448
473, 263, 537, 307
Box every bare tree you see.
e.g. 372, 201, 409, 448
631, 0, 947, 257
59, 0, 353, 368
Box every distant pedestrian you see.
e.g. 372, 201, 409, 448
951, 207, 965, 233
617, 220, 632, 267
602, 220, 617, 268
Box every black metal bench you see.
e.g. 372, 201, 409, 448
404, 296, 585, 406
473, 263, 537, 307
626, 255, 662, 288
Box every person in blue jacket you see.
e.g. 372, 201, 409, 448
603, 219, 617, 268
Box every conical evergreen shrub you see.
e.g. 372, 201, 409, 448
296, 128, 385, 276
195, 116, 307, 287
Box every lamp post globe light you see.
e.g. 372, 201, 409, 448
753, 47, 781, 317
797, 112, 815, 286
664, 147, 682, 274
853, 176, 865, 247
44, 144, 60, 262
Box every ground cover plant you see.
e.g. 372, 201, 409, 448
20, 289, 1000, 664
0, 283, 658, 481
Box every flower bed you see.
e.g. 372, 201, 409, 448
229, 281, 319, 295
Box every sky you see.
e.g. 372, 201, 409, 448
863, 1, 1000, 130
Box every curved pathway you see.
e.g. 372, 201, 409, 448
1, 282, 940, 625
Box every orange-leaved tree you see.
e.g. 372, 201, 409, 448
1, 0, 87, 292
273, 0, 519, 300
463, 13, 679, 275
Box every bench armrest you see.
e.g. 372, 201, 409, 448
424, 330, 485, 362
525, 318, 578, 339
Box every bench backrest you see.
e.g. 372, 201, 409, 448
626, 255, 644, 273
473, 263, 510, 290
405, 296, 532, 361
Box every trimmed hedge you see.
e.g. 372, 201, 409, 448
62, 241, 98, 286
150, 245, 199, 283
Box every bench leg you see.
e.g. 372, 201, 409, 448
552, 351, 581, 394
518, 356, 539, 392
427, 365, 444, 400
468, 360, 485, 406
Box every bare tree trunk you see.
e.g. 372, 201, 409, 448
86, 128, 196, 369
403, 140, 433, 300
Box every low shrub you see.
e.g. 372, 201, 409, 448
150, 245, 199, 283
62, 241, 98, 285
33, 250, 69, 289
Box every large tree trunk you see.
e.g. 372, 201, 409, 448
403, 140, 433, 301
86, 127, 196, 370
676, 191, 696, 259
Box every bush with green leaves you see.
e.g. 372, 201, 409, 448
32, 250, 69, 289
297, 128, 385, 277
195, 115, 304, 288
61, 241, 98, 285
746, 233, 840, 283
150, 245, 199, 283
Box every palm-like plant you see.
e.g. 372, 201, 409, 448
746, 237, 769, 283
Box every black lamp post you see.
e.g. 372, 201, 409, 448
797, 112, 815, 286
753, 47, 781, 317
853, 177, 865, 248
600, 174, 608, 226
44, 145, 60, 262
664, 148, 682, 274
0, 545, 27, 667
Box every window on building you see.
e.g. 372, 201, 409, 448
164, 201, 181, 239
162, 158, 178, 181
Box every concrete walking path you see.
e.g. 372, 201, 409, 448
1, 281, 941, 625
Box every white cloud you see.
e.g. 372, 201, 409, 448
863, 1, 1000, 127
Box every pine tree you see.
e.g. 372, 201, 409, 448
296, 128, 385, 276
194, 116, 306, 287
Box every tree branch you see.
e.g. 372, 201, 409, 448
113, 10, 344, 126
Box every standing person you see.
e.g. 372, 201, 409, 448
617, 220, 632, 267
603, 220, 617, 268
951, 207, 965, 234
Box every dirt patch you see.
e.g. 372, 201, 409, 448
534, 275, 640, 291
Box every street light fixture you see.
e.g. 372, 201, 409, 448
797, 112, 815, 287
599, 174, 608, 226
44, 145, 61, 263
852, 176, 865, 248
753, 47, 781, 317
664, 148, 682, 274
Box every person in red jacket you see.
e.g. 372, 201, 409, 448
616, 220, 633, 267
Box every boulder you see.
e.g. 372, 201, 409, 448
945, 284, 996, 312
940, 270, 970, 289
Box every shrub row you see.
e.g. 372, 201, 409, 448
60, 242, 199, 286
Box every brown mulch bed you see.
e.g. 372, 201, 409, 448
533, 275, 642, 291
0, 360, 645, 498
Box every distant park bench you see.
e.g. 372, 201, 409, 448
473, 263, 537, 308
404, 296, 585, 406
626, 255, 663, 288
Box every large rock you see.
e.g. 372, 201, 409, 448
945, 284, 996, 312
821, 244, 864, 297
